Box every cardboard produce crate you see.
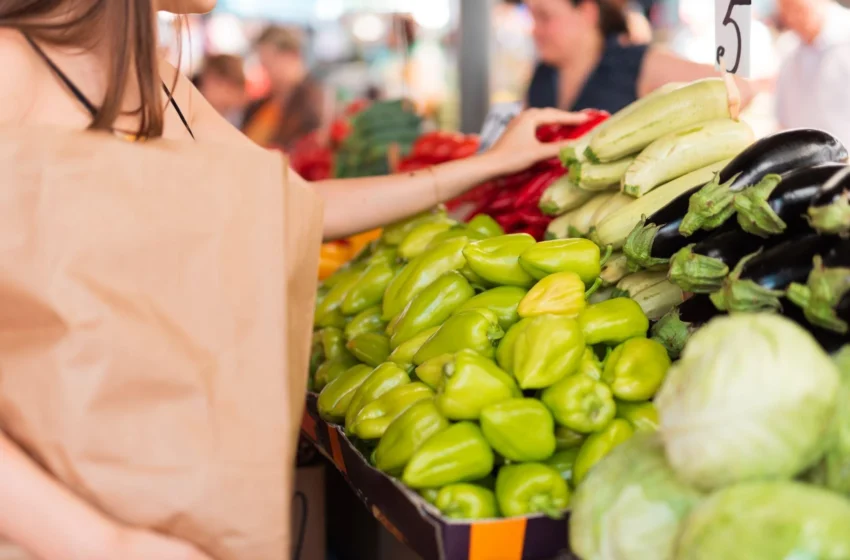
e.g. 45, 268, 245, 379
301, 394, 576, 560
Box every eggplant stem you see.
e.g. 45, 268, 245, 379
733, 174, 786, 238
807, 193, 850, 237
668, 244, 731, 294
679, 173, 740, 236
623, 219, 671, 271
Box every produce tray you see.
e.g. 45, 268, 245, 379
301, 393, 575, 560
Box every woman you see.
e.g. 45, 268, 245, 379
0, 1, 586, 558
241, 25, 324, 150
526, 0, 762, 113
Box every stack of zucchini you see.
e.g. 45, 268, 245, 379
540, 77, 850, 354
334, 100, 422, 178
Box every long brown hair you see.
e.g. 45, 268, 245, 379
0, 0, 168, 139
569, 0, 629, 37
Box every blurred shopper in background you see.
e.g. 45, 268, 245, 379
775, 0, 850, 144
195, 54, 247, 128
241, 25, 323, 150
526, 0, 763, 113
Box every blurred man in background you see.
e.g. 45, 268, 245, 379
195, 55, 247, 128
242, 26, 324, 150
776, 0, 850, 143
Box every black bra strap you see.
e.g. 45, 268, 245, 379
162, 83, 194, 139
24, 33, 195, 139
23, 33, 98, 116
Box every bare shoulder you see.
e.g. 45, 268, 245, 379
0, 29, 40, 123
158, 58, 255, 148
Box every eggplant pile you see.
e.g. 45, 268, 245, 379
619, 128, 850, 354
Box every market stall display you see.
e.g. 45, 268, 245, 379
304, 76, 850, 559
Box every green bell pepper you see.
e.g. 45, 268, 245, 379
388, 271, 475, 348
419, 488, 440, 504
453, 286, 527, 330
383, 210, 448, 246
519, 238, 603, 283
435, 484, 499, 520
578, 298, 649, 346
426, 227, 486, 251
616, 401, 659, 432
463, 234, 537, 287
602, 338, 671, 401
344, 362, 410, 430
573, 419, 634, 485
388, 326, 440, 371
315, 308, 348, 330
517, 271, 591, 318
320, 327, 349, 361
349, 382, 434, 440
398, 221, 455, 261
402, 422, 495, 489
382, 237, 470, 320
341, 260, 397, 316
346, 332, 391, 367
382, 263, 415, 320
495, 319, 528, 372
495, 463, 570, 518
545, 449, 580, 487
317, 364, 375, 423
413, 309, 504, 365
344, 307, 387, 341
314, 354, 359, 391
510, 315, 586, 389
315, 264, 366, 325
374, 399, 450, 475
467, 214, 504, 238
541, 374, 616, 434
480, 398, 557, 462
576, 347, 603, 381
415, 354, 453, 389
309, 331, 324, 383
436, 350, 521, 420
555, 426, 586, 450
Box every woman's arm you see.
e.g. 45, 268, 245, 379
313, 108, 588, 240
184, 79, 589, 241
637, 48, 770, 107
0, 431, 210, 560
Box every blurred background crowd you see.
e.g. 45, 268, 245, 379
160, 0, 850, 157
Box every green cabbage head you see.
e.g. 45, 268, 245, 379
656, 314, 839, 491
676, 481, 850, 560
569, 434, 703, 560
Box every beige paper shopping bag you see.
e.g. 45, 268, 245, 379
0, 127, 322, 560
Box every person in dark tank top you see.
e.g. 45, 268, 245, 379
526, 0, 767, 113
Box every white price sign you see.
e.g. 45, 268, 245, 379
715, 0, 752, 78
478, 102, 522, 153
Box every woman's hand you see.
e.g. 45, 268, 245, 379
484, 108, 590, 175
104, 526, 213, 560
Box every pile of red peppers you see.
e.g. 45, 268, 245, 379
446, 110, 610, 239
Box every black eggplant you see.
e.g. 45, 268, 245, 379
808, 165, 850, 236
734, 164, 846, 238
710, 233, 841, 313
786, 238, 850, 335
667, 227, 776, 293
677, 294, 721, 324
623, 212, 736, 270
679, 129, 848, 236
782, 304, 848, 353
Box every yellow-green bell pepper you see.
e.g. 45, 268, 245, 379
463, 234, 537, 287
541, 374, 616, 434
317, 364, 375, 423
578, 298, 649, 346
519, 238, 603, 283
349, 382, 434, 440
344, 362, 410, 430
413, 309, 504, 365
435, 484, 499, 520
510, 315, 586, 389
435, 350, 521, 421
388, 326, 440, 371
374, 399, 450, 475
517, 271, 592, 318
573, 419, 634, 485
453, 286, 528, 330
480, 398, 557, 462
495, 463, 570, 518
602, 338, 671, 401
616, 401, 660, 432
402, 422, 495, 489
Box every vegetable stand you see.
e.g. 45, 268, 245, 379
306, 78, 850, 560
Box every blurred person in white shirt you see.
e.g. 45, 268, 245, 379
776, 0, 850, 144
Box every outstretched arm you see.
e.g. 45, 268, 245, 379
311, 108, 589, 240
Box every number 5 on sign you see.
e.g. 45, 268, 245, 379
715, 0, 752, 78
